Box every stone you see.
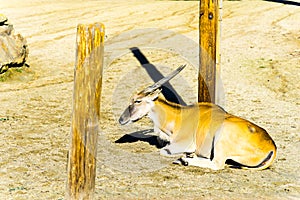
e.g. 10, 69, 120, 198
0, 14, 8, 25
0, 15, 28, 74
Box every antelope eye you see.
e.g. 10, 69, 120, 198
134, 100, 142, 104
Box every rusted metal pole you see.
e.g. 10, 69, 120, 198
66, 23, 105, 200
198, 0, 219, 103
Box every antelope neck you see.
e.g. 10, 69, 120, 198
148, 97, 181, 131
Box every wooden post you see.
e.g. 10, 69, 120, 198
215, 0, 222, 105
198, 0, 219, 103
66, 23, 105, 200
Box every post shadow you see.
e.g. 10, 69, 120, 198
130, 47, 187, 106
115, 47, 188, 145
264, 0, 300, 6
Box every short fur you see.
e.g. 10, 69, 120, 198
119, 93, 276, 170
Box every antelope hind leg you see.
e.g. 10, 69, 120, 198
174, 153, 225, 170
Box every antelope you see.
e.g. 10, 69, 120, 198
119, 65, 276, 170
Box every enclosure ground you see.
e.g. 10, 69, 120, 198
0, 0, 299, 199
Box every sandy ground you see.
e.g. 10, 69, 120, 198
0, 0, 299, 199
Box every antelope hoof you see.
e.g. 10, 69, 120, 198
186, 152, 196, 158
173, 157, 189, 166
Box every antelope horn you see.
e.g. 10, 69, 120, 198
142, 64, 186, 94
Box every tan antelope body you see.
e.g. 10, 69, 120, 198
119, 65, 276, 170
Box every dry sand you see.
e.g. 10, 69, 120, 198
0, 0, 299, 199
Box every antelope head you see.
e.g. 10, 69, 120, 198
119, 64, 186, 125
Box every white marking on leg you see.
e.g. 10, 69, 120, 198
181, 156, 223, 170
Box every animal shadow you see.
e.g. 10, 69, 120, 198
115, 129, 168, 148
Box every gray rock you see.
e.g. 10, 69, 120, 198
0, 14, 8, 25
0, 14, 28, 74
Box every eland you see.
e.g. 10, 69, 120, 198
119, 65, 276, 170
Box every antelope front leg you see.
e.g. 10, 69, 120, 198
154, 126, 170, 147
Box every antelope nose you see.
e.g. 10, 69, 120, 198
119, 107, 131, 125
119, 115, 126, 125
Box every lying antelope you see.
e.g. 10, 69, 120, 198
119, 65, 276, 170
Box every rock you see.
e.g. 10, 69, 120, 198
0, 14, 28, 74
0, 24, 13, 36
0, 14, 8, 25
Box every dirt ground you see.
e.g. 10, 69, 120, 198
0, 0, 299, 199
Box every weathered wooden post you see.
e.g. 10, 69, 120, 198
66, 23, 105, 200
198, 0, 220, 103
